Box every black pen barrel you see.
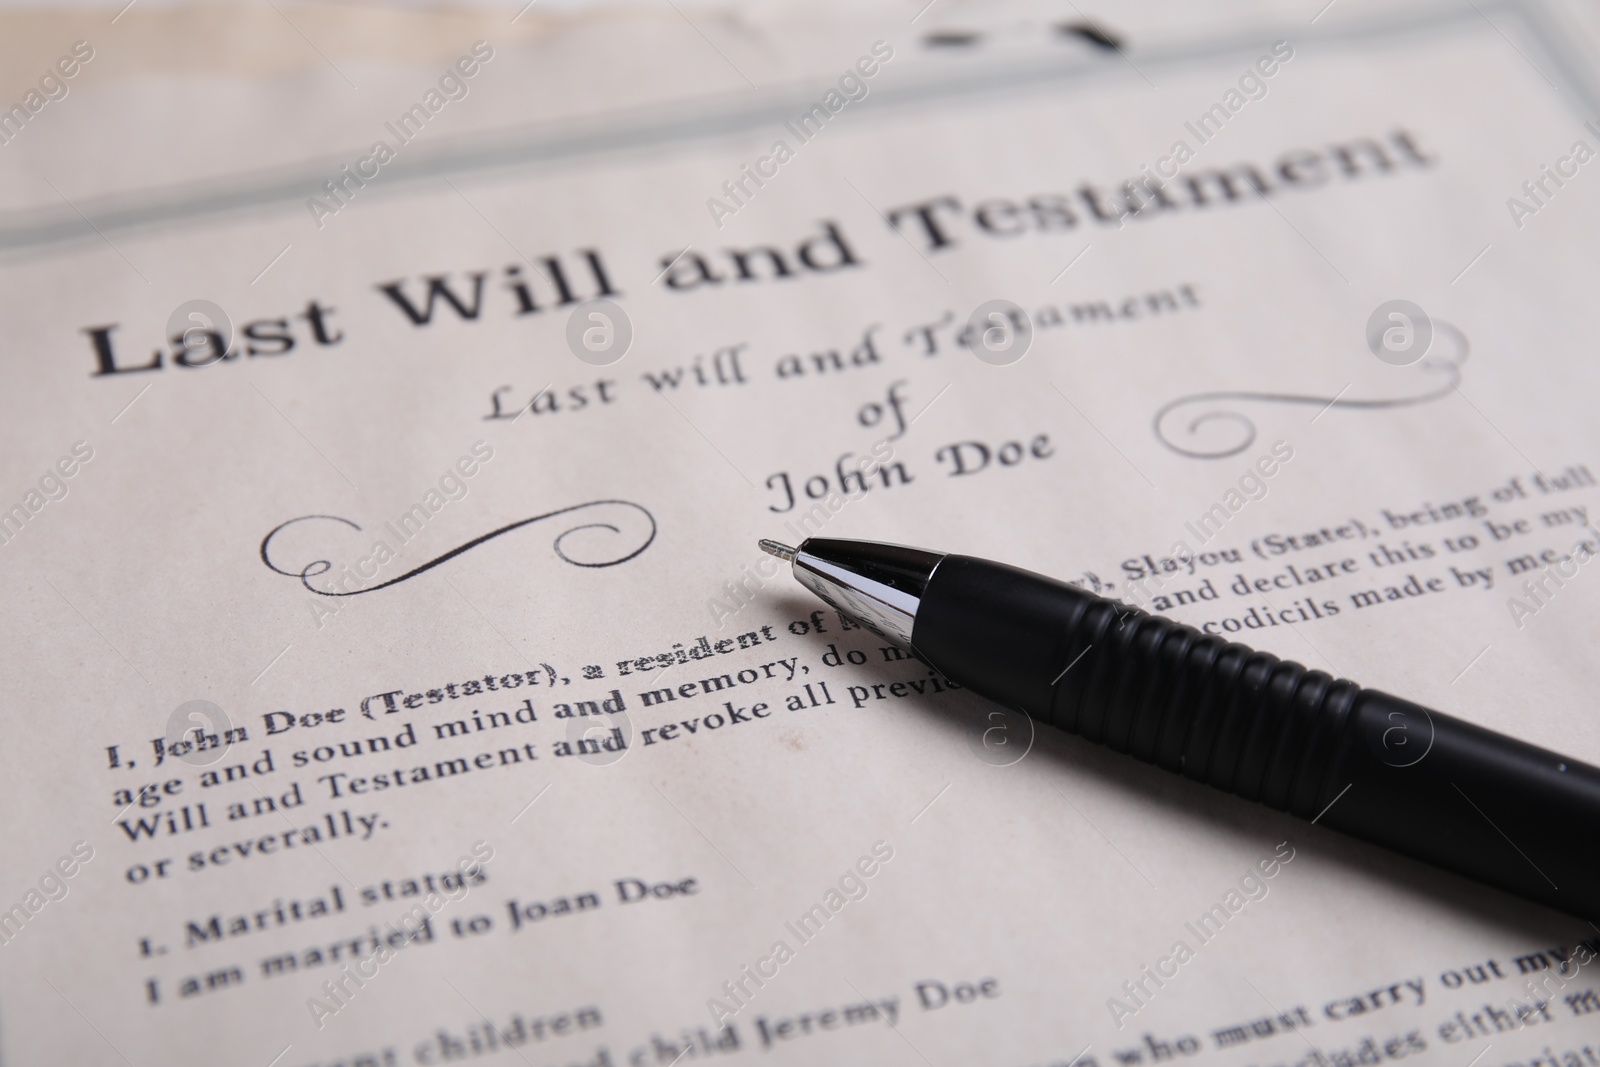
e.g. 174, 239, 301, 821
911, 554, 1600, 919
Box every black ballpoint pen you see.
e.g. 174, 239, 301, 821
759, 536, 1600, 918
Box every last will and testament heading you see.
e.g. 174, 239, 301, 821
76, 128, 1433, 377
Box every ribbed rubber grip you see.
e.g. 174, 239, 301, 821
912, 555, 1600, 918
1044, 575, 1359, 820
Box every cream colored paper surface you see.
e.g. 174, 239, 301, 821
3, 2, 1600, 1065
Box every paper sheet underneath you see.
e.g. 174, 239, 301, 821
3, 2, 1600, 1064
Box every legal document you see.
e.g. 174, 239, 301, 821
3, 0, 1600, 1063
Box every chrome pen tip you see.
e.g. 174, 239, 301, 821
758, 539, 797, 561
